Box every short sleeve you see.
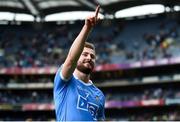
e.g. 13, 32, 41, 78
53, 65, 73, 96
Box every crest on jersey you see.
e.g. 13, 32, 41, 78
95, 96, 99, 101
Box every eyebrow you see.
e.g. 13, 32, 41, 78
82, 51, 96, 58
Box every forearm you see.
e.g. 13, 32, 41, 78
61, 5, 100, 80
62, 25, 92, 79
68, 25, 92, 64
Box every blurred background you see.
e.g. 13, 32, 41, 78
0, 0, 180, 121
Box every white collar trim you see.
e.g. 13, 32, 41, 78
73, 74, 93, 86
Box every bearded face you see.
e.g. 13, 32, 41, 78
77, 59, 94, 74
76, 47, 96, 75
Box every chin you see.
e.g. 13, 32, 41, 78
84, 64, 93, 71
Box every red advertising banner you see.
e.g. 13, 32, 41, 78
140, 99, 164, 106
0, 57, 180, 74
22, 103, 54, 110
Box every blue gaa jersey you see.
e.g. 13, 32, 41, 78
54, 67, 105, 121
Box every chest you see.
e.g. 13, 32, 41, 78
68, 82, 102, 112
76, 84, 100, 104
77, 84, 102, 117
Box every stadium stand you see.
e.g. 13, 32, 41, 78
0, 16, 179, 67
0, 0, 180, 121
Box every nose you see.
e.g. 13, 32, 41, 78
86, 54, 92, 60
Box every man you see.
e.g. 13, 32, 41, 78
53, 5, 105, 121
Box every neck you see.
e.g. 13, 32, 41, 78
74, 69, 90, 83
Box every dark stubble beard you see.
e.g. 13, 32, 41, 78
76, 63, 93, 75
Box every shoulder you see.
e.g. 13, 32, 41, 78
55, 65, 76, 82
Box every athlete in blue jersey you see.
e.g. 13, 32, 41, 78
53, 5, 105, 121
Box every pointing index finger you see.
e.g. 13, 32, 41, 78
95, 5, 100, 19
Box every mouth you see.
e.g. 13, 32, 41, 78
84, 62, 93, 68
85, 62, 91, 66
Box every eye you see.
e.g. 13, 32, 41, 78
82, 53, 88, 57
91, 54, 95, 59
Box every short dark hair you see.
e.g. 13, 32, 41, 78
84, 42, 95, 51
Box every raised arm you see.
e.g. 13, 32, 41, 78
61, 5, 100, 80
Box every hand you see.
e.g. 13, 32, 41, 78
85, 5, 100, 28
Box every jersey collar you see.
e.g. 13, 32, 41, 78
73, 74, 93, 86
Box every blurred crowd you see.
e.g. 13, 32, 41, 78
108, 111, 180, 121
0, 87, 179, 121
0, 90, 52, 104
106, 88, 180, 101
0, 86, 179, 105
2, 111, 180, 121
0, 17, 179, 68
0, 74, 180, 104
